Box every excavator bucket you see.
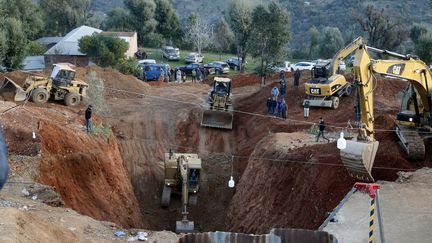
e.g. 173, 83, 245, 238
340, 140, 379, 182
176, 220, 194, 233
2, 77, 28, 102
201, 110, 233, 130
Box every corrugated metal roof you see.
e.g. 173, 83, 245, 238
45, 25, 102, 56
21, 56, 45, 71
177, 229, 337, 243
36, 37, 63, 45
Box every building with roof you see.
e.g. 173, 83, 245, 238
44, 25, 102, 67
101, 32, 138, 58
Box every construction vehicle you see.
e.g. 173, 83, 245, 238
340, 39, 432, 182
161, 151, 202, 233
201, 77, 233, 129
2, 63, 88, 106
303, 37, 366, 109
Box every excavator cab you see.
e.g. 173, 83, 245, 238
201, 77, 234, 129
52, 64, 76, 87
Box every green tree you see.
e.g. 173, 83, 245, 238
184, 13, 210, 54
0, 0, 44, 40
40, 0, 93, 36
79, 33, 128, 67
154, 0, 181, 44
354, 4, 408, 50
410, 24, 428, 44
26, 41, 45, 56
415, 33, 432, 64
1, 18, 26, 69
0, 31, 7, 65
248, 2, 289, 85
124, 0, 157, 45
228, 1, 253, 73
104, 8, 133, 31
308, 26, 319, 59
318, 26, 344, 58
213, 17, 234, 60
103, 8, 133, 31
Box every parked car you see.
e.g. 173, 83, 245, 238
178, 63, 213, 76
185, 52, 204, 63
140, 64, 170, 81
203, 61, 230, 74
269, 61, 292, 72
292, 62, 315, 71
161, 46, 180, 61
225, 57, 247, 70
178, 63, 203, 75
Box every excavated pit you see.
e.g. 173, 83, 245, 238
101, 70, 430, 233
3, 67, 431, 234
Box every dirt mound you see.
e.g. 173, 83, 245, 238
37, 121, 144, 228
0, 208, 79, 242
225, 133, 354, 234
75, 66, 149, 99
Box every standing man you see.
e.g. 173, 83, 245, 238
196, 68, 203, 83
176, 69, 182, 83
85, 105, 92, 134
0, 128, 9, 191
316, 117, 330, 143
294, 69, 301, 88
182, 71, 187, 83
191, 68, 197, 83
266, 97, 272, 115
279, 70, 286, 83
280, 81, 286, 99
281, 100, 287, 119
271, 86, 279, 101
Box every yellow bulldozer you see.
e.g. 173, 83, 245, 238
161, 151, 202, 233
339, 38, 432, 182
201, 77, 233, 129
1, 63, 88, 106
303, 37, 366, 109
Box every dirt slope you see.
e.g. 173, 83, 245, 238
37, 121, 144, 228
0, 101, 144, 229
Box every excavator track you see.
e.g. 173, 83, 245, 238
395, 125, 425, 161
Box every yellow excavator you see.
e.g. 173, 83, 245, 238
201, 77, 233, 129
340, 39, 432, 182
161, 151, 202, 233
303, 37, 366, 109
1, 63, 88, 106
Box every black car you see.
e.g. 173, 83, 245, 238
225, 57, 245, 70
178, 63, 215, 77
203, 61, 230, 74
178, 63, 202, 75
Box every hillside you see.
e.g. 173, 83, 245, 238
90, 0, 432, 49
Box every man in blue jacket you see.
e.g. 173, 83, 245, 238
0, 128, 9, 191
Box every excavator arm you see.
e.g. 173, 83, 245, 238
329, 37, 366, 75
341, 41, 432, 182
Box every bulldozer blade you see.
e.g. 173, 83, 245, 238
175, 220, 194, 233
14, 90, 28, 102
201, 110, 233, 130
340, 140, 379, 182
1, 77, 27, 102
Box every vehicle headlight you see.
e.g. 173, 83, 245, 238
409, 118, 413, 122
